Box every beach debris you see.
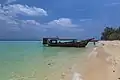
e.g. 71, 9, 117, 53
118, 77, 120, 80
61, 72, 66, 79
47, 59, 54, 67
106, 56, 120, 73
47, 62, 54, 67
113, 70, 115, 72
48, 63, 52, 66
102, 43, 104, 46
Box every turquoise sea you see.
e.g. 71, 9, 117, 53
0, 41, 95, 80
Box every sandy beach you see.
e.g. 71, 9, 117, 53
81, 40, 120, 80
58, 41, 120, 80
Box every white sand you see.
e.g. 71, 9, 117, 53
82, 41, 120, 80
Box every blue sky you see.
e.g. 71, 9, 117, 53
0, 0, 120, 40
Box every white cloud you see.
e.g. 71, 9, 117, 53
104, 2, 120, 6
48, 18, 77, 27
47, 18, 84, 32
0, 12, 18, 25
0, 3, 47, 26
0, 17, 83, 39
0, 4, 82, 32
0, 1, 83, 39
2, 4, 48, 16
5, 0, 16, 4
0, 1, 48, 26
22, 20, 40, 26
0, 7, 40, 26
0, 0, 83, 39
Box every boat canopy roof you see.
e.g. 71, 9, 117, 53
43, 37, 77, 41
57, 39, 77, 40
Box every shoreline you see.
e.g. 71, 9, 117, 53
81, 40, 120, 80
60, 40, 120, 80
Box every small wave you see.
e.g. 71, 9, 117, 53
88, 47, 98, 58
72, 72, 83, 80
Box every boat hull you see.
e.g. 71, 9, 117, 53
47, 43, 87, 48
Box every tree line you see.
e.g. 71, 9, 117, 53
101, 26, 120, 40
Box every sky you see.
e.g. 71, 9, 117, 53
0, 0, 120, 40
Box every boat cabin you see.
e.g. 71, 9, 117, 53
49, 39, 77, 44
43, 38, 77, 44
43, 38, 59, 44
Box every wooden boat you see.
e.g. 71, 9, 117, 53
42, 37, 94, 48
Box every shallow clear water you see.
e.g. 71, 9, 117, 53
0, 41, 95, 80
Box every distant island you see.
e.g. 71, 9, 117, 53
101, 26, 120, 40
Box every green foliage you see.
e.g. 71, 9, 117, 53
101, 26, 120, 40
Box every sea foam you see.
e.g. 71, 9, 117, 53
72, 72, 83, 80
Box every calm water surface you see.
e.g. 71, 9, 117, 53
0, 41, 94, 80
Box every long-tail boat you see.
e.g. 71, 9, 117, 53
42, 37, 94, 48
